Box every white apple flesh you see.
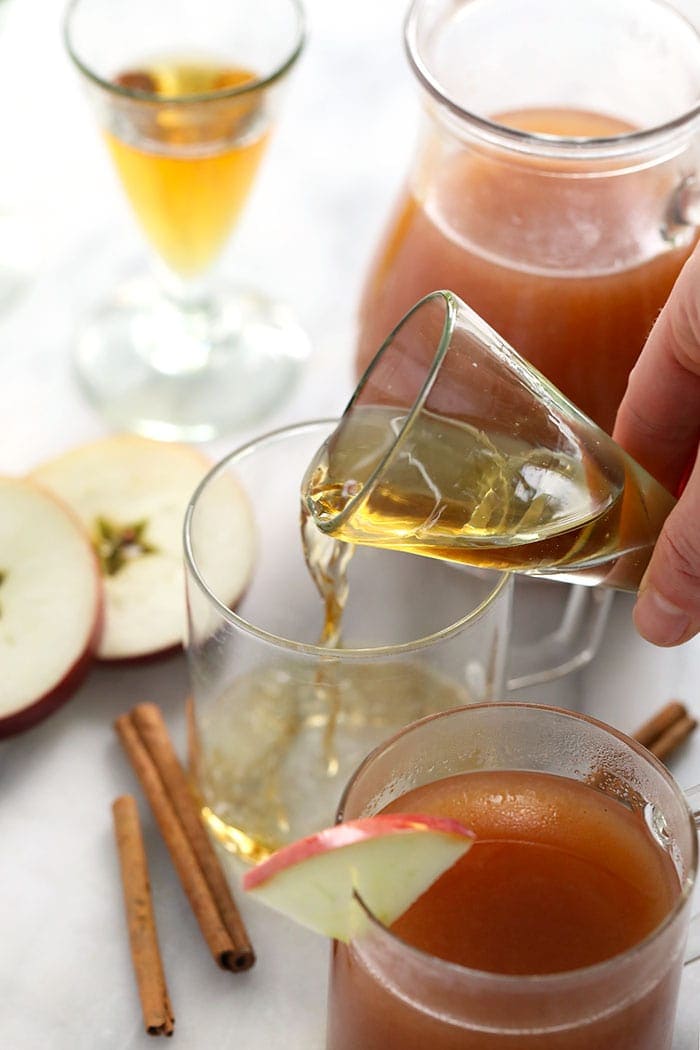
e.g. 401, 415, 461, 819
0, 477, 102, 737
243, 814, 475, 942
31, 435, 255, 661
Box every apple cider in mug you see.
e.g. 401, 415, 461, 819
328, 768, 682, 1050
241, 702, 697, 1050
319, 702, 699, 1050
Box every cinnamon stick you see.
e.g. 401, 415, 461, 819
130, 703, 254, 970
112, 795, 174, 1037
647, 714, 698, 763
589, 701, 695, 793
114, 709, 254, 972
632, 700, 688, 749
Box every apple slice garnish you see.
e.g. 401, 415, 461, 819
0, 476, 102, 737
243, 814, 474, 941
31, 435, 255, 661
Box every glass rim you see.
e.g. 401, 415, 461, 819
304, 290, 457, 536
63, 0, 306, 104
183, 418, 511, 658
404, 0, 700, 160
338, 701, 699, 988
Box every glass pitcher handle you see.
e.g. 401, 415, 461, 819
683, 784, 700, 968
506, 585, 614, 691
664, 174, 700, 244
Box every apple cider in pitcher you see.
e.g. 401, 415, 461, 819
356, 107, 698, 433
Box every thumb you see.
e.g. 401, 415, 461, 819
633, 449, 700, 646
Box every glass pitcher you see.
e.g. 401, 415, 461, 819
355, 0, 700, 434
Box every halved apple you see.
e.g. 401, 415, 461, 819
243, 814, 474, 941
0, 476, 102, 737
31, 435, 255, 661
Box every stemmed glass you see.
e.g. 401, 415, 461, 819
64, 0, 308, 441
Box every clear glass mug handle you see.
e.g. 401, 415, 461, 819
506, 585, 614, 691
683, 784, 700, 968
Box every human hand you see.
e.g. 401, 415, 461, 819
613, 246, 700, 646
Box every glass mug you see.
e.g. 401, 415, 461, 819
328, 702, 700, 1050
183, 421, 603, 862
355, 0, 700, 433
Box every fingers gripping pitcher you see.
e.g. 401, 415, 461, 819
355, 0, 700, 433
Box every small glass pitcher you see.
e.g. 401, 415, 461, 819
355, 0, 700, 433
304, 290, 676, 593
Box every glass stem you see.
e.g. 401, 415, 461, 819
149, 257, 217, 375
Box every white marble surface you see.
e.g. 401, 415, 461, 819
0, 1, 698, 1047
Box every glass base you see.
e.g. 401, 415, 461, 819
73, 274, 311, 441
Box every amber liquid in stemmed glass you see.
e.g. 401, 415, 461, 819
66, 0, 309, 439
108, 59, 269, 277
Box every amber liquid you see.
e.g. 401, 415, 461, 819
107, 60, 269, 276
328, 770, 681, 1050
356, 108, 697, 433
195, 659, 471, 861
303, 405, 676, 591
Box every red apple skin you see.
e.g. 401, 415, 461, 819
0, 580, 103, 739
242, 815, 476, 892
32, 434, 256, 664
0, 479, 104, 739
0, 643, 94, 738
96, 640, 182, 667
